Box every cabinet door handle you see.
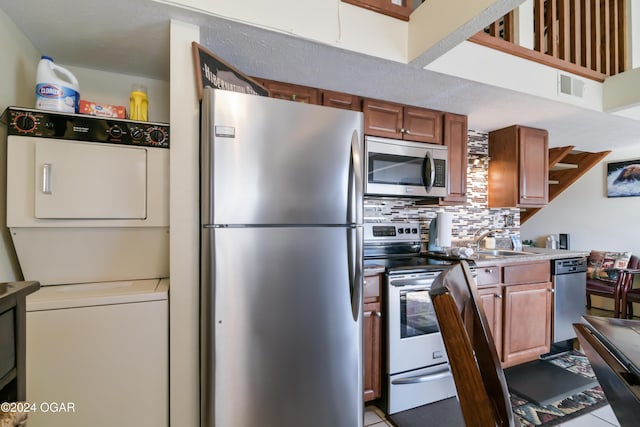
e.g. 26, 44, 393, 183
400, 128, 405, 133
375, 311, 382, 318
495, 294, 502, 299
484, 268, 493, 273
405, 129, 411, 135
549, 288, 555, 293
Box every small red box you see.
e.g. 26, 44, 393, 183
79, 100, 126, 118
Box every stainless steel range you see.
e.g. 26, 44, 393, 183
364, 221, 474, 415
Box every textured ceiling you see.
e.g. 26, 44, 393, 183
2, 0, 640, 153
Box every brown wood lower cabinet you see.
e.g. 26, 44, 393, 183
502, 281, 552, 367
478, 285, 503, 357
363, 270, 383, 402
477, 260, 552, 368
363, 301, 382, 402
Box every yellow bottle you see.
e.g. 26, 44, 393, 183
130, 84, 148, 121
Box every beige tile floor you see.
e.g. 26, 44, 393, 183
363, 307, 625, 426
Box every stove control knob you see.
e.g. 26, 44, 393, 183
14, 114, 36, 133
130, 127, 143, 141
412, 228, 418, 234
397, 228, 404, 234
404, 228, 411, 234
146, 126, 167, 146
109, 125, 123, 138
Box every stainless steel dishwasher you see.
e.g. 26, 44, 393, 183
552, 257, 587, 344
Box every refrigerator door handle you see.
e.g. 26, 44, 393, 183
347, 129, 363, 225
347, 225, 363, 321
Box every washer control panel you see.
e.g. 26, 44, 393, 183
2, 107, 169, 148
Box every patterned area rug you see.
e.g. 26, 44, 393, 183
510, 351, 607, 426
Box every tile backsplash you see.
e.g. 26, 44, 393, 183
364, 130, 520, 248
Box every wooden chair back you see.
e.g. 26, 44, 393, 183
430, 261, 519, 427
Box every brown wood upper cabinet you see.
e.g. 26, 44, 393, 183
259, 78, 320, 104
363, 99, 443, 144
441, 113, 468, 204
488, 125, 549, 208
321, 90, 361, 111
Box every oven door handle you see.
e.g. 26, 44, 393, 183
391, 368, 451, 385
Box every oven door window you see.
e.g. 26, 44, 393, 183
400, 289, 439, 338
368, 152, 425, 186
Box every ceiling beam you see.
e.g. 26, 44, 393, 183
408, 0, 526, 68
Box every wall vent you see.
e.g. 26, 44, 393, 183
558, 73, 585, 98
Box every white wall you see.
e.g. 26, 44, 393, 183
65, 65, 170, 123
0, 8, 40, 282
158, 0, 408, 62
168, 19, 200, 427
521, 145, 640, 255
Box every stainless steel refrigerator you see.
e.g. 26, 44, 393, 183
200, 88, 364, 427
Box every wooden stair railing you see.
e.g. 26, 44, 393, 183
477, 0, 627, 80
520, 146, 611, 223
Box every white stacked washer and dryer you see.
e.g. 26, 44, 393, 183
3, 107, 170, 427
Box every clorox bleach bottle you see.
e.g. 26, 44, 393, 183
35, 55, 80, 113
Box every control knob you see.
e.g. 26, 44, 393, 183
108, 125, 123, 138
130, 127, 144, 141
146, 126, 167, 146
13, 114, 36, 133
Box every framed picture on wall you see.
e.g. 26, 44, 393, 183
607, 159, 640, 197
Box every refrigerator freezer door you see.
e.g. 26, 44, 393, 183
202, 88, 363, 225
201, 226, 363, 427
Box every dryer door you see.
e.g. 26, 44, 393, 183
34, 139, 147, 219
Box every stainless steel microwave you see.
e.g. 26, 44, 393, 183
364, 136, 448, 198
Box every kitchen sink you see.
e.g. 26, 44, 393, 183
476, 249, 535, 257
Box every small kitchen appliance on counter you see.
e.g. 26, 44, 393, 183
427, 212, 453, 253
364, 221, 475, 416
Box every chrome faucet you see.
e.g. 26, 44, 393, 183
473, 227, 503, 251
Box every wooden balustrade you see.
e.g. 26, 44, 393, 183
478, 0, 626, 80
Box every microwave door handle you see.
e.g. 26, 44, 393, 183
422, 151, 434, 192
